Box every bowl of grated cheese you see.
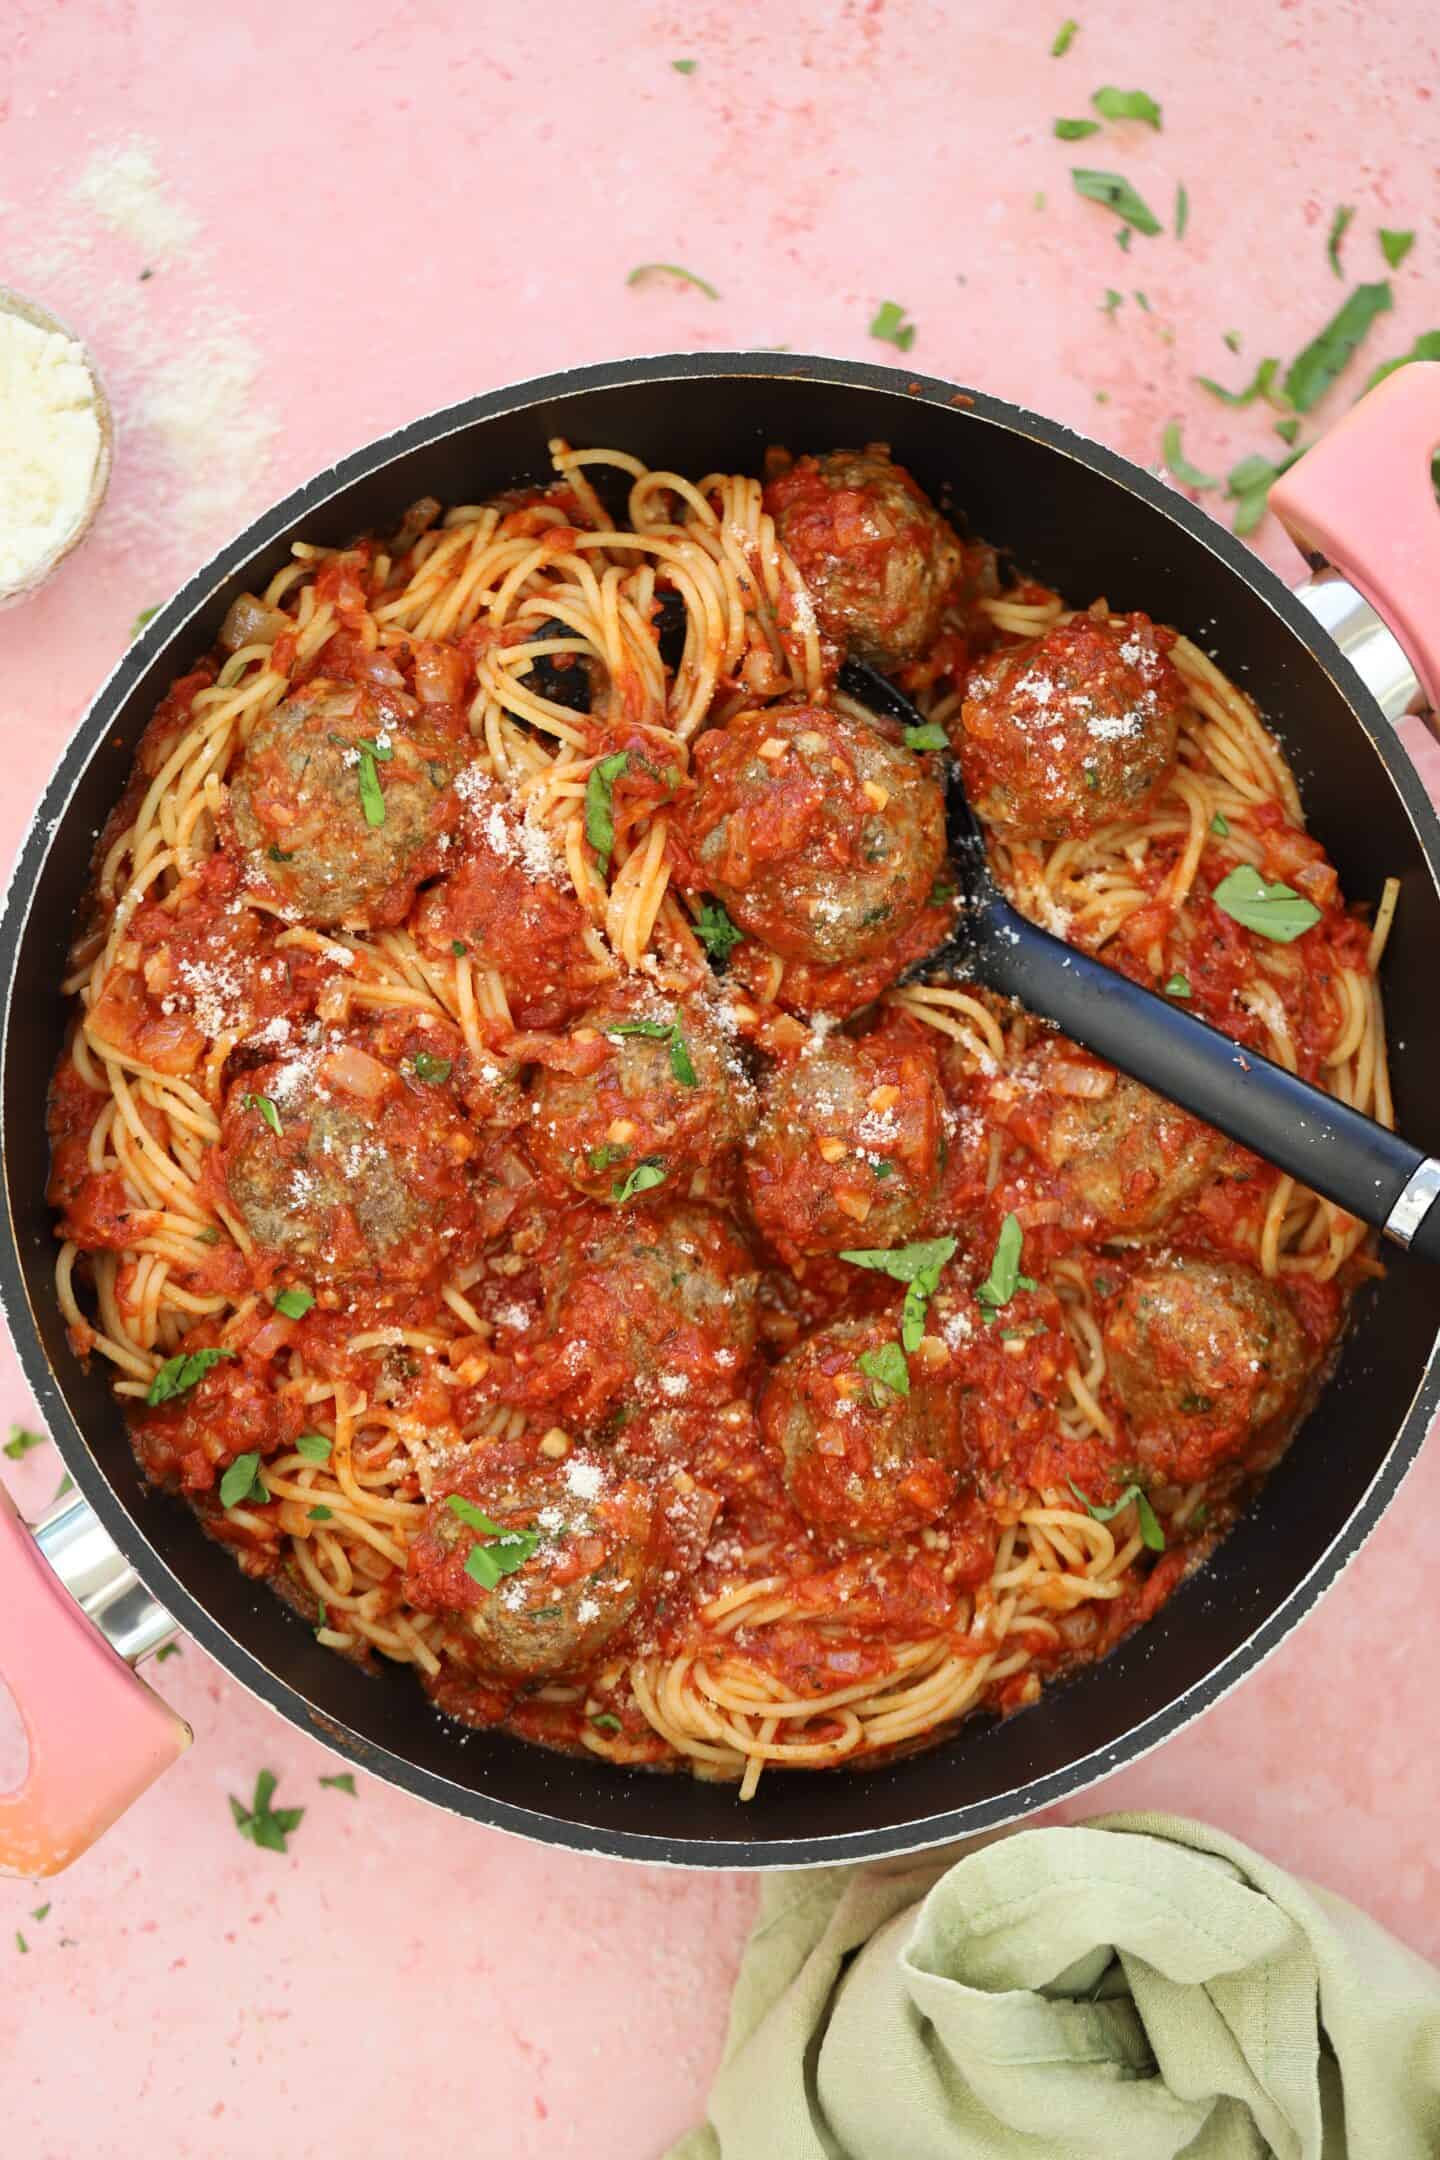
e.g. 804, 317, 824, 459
0, 288, 112, 609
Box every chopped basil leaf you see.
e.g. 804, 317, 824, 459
585, 750, 629, 872
1274, 416, 1301, 444
307, 1506, 333, 1522
1051, 17, 1079, 54
671, 57, 697, 73
31, 1904, 50, 1922
1174, 182, 1189, 239
229, 1768, 304, 1854
154, 1642, 181, 1662
1195, 356, 1279, 407
626, 262, 720, 299
608, 1019, 672, 1039
240, 1092, 282, 1136
411, 1050, 452, 1083
146, 1345, 235, 1406
1378, 228, 1414, 270
295, 1432, 332, 1463
1067, 1477, 1166, 1550
1071, 169, 1162, 235
1212, 863, 1322, 943
1163, 973, 1191, 998
273, 1285, 314, 1320
316, 1597, 328, 1629
1133, 290, 1150, 311
267, 844, 294, 863
857, 1341, 910, 1397
464, 1526, 539, 1589
903, 722, 948, 749
589, 1712, 623, 1732
613, 1158, 668, 1203
1363, 329, 1440, 394
451, 938, 468, 956
668, 1031, 697, 1087
2, 1425, 45, 1461
839, 1237, 959, 1287
1161, 422, 1219, 491
1101, 287, 1124, 316
692, 896, 743, 962
357, 735, 394, 764
16, 1933, 27, 1954
1326, 203, 1354, 278
586, 1141, 628, 1173
869, 300, 917, 351
219, 1451, 269, 1508
447, 1494, 505, 1534
974, 1214, 1036, 1313
1091, 86, 1161, 128
52, 1471, 75, 1502
1115, 227, 1133, 251
1224, 445, 1305, 536
129, 605, 160, 638
1210, 810, 1230, 836
357, 744, 386, 827
1054, 117, 1100, 139
1282, 281, 1392, 412
1223, 329, 1242, 353
319, 1772, 357, 1793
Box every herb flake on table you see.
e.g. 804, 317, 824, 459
671, 58, 697, 74
1101, 287, 1124, 316
319, 1772, 357, 1795
1212, 864, 1322, 942
3, 1425, 45, 1461
869, 301, 917, 351
585, 750, 629, 871
1282, 281, 1392, 411
1051, 18, 1079, 55
129, 606, 159, 638
1091, 86, 1162, 128
1174, 182, 1189, 239
1195, 356, 1279, 407
1363, 329, 1440, 393
1067, 1478, 1165, 1550
1055, 117, 1100, 140
626, 263, 720, 300
1071, 169, 1162, 236
1225, 445, 1305, 535
1326, 203, 1354, 278
146, 1346, 235, 1406
229, 1769, 305, 1855
155, 1642, 182, 1662
1162, 423, 1219, 491
1378, 228, 1414, 270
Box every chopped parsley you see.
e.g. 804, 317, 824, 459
839, 1237, 958, 1352
229, 1768, 304, 1854
1378, 228, 1414, 270
1071, 169, 1162, 236
903, 722, 948, 750
585, 750, 629, 872
1282, 281, 1392, 412
974, 1214, 1037, 1317
869, 300, 917, 351
589, 1712, 623, 1733
356, 744, 387, 827
241, 1092, 283, 1136
857, 1341, 910, 1398
1326, 204, 1354, 278
613, 1158, 668, 1204
319, 1772, 357, 1794
3, 1426, 45, 1461
411, 1050, 453, 1083
129, 605, 160, 638
1067, 1477, 1165, 1551
1055, 117, 1100, 139
273, 1285, 314, 1320
1163, 973, 1192, 998
1051, 17, 1079, 55
146, 1346, 235, 1406
1174, 182, 1189, 239
154, 1642, 182, 1662
1195, 356, 1279, 407
692, 896, 743, 962
1161, 422, 1219, 492
295, 1432, 332, 1463
626, 263, 720, 300
1091, 86, 1161, 129
219, 1451, 269, 1508
1213, 864, 1321, 942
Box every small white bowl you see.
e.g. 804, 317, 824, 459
0, 288, 113, 610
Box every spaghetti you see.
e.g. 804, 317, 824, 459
48, 438, 1396, 1798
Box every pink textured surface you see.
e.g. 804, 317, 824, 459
2, 1, 1439, 2153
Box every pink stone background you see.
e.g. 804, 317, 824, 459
2, 2, 1439, 2153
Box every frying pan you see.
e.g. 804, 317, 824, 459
4, 352, 1439, 1877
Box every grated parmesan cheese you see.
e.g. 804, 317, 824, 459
0, 309, 104, 596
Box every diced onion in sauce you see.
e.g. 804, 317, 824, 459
218, 594, 289, 653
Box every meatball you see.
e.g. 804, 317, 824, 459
956, 612, 1185, 842
404, 1453, 657, 1681
527, 995, 751, 1202
218, 1028, 484, 1283
765, 447, 963, 669
226, 677, 462, 927
410, 771, 609, 1027
746, 1023, 947, 1262
506, 1203, 760, 1428
986, 1040, 1222, 1240
1104, 1258, 1308, 1484
680, 703, 945, 967
762, 1315, 964, 1544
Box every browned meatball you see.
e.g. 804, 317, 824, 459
527, 995, 751, 1202
505, 1203, 761, 1429
956, 612, 1185, 842
746, 1022, 947, 1263
986, 1040, 1222, 1240
404, 1453, 657, 1680
679, 703, 945, 967
1105, 1258, 1308, 1483
218, 1028, 484, 1282
226, 678, 462, 926
764, 447, 963, 669
762, 1315, 964, 1544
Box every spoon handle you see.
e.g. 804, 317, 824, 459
973, 902, 1440, 1263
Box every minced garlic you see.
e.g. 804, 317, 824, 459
0, 308, 104, 597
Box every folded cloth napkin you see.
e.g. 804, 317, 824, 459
667, 1812, 1440, 2160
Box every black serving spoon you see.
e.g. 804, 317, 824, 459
840, 658, 1440, 1265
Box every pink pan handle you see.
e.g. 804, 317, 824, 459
0, 1483, 190, 1877
1271, 360, 1440, 715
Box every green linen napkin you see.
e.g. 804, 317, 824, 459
668, 1812, 1440, 2159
